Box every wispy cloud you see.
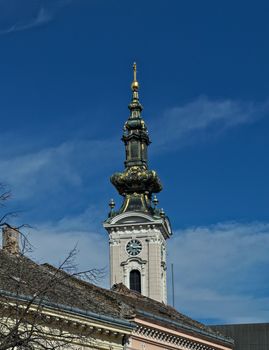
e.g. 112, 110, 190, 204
169, 221, 269, 323
0, 0, 73, 35
0, 138, 118, 200
151, 96, 269, 151
0, 7, 53, 34
26, 207, 109, 287
0, 96, 267, 201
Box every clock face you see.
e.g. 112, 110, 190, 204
126, 239, 142, 256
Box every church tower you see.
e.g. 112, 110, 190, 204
103, 64, 172, 303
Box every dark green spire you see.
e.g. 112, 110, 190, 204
123, 62, 150, 169
110, 63, 162, 215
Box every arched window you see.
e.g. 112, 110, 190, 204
130, 270, 141, 293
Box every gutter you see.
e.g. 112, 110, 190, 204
0, 289, 134, 330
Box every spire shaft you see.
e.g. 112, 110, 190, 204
133, 62, 137, 82
131, 62, 139, 92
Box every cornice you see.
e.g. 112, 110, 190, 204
0, 289, 134, 334
105, 221, 171, 240
132, 318, 233, 350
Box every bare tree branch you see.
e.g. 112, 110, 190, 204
0, 183, 105, 349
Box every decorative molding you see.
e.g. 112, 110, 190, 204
121, 257, 147, 267
133, 323, 232, 350
104, 216, 171, 240
0, 297, 132, 350
110, 238, 121, 245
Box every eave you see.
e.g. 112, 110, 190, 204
0, 289, 134, 335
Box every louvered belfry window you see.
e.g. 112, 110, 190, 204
130, 270, 141, 293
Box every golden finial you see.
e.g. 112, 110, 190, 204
131, 62, 139, 91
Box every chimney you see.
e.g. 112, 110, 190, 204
2, 226, 20, 254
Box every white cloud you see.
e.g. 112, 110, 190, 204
151, 96, 269, 151
21, 215, 269, 324
25, 207, 109, 288
19, 216, 269, 324
168, 221, 269, 323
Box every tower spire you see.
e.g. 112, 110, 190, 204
109, 63, 162, 214
104, 64, 172, 303
128, 62, 143, 121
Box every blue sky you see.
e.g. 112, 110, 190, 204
1, 0, 269, 324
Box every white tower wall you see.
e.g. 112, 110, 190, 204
104, 212, 171, 303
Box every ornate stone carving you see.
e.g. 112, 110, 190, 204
134, 325, 220, 350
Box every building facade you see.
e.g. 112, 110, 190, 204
104, 63, 172, 303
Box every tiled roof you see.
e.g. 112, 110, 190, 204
111, 283, 233, 345
0, 250, 232, 346
0, 250, 121, 318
